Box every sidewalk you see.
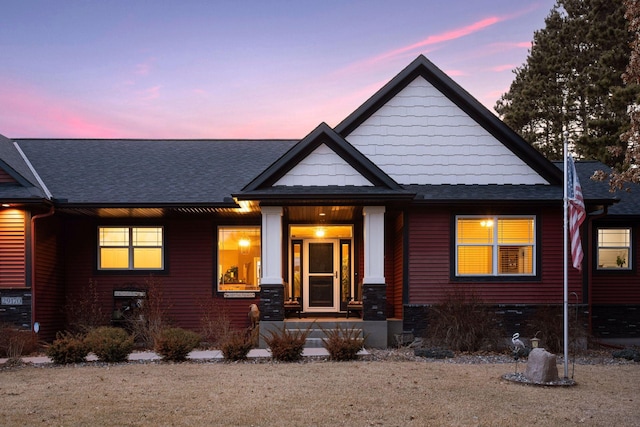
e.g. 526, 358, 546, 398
1, 347, 354, 365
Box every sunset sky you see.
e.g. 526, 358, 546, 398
0, 1, 557, 139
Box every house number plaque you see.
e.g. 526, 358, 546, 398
223, 292, 255, 299
1, 296, 23, 305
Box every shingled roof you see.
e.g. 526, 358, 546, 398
564, 160, 640, 216
14, 139, 297, 205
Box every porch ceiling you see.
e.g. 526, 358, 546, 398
285, 205, 360, 222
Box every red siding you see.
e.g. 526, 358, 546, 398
384, 214, 395, 317
385, 211, 404, 318
407, 207, 583, 304
591, 223, 640, 304
0, 209, 26, 288
0, 169, 17, 184
61, 217, 256, 335
33, 215, 65, 341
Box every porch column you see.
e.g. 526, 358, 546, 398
259, 206, 284, 321
363, 206, 386, 321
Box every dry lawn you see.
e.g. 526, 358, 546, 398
1, 359, 638, 426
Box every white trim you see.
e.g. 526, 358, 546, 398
363, 206, 385, 284
260, 206, 283, 285
13, 142, 53, 199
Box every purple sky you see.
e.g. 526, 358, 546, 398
0, 1, 556, 139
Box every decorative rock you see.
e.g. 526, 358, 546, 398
524, 348, 559, 383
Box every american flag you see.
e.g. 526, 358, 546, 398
567, 156, 586, 270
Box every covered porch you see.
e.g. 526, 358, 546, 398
253, 204, 394, 348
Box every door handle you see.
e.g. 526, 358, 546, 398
335, 271, 338, 278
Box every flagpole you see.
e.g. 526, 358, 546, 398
562, 132, 569, 379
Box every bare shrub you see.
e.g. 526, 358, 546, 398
525, 304, 588, 354
126, 276, 171, 348
220, 330, 254, 361
65, 279, 109, 333
425, 288, 504, 352
321, 325, 366, 361
263, 325, 312, 362
199, 299, 232, 349
0, 324, 38, 358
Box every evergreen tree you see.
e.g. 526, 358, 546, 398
496, 0, 638, 166
595, 0, 640, 187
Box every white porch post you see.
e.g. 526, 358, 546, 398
363, 206, 385, 284
260, 206, 283, 285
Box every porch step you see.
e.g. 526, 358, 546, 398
284, 321, 364, 348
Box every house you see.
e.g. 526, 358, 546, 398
0, 55, 638, 347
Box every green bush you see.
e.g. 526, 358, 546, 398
0, 325, 39, 358
84, 326, 134, 363
154, 327, 201, 362
321, 325, 366, 361
220, 330, 254, 361
263, 326, 311, 362
46, 332, 89, 364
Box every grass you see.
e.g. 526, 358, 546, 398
0, 358, 638, 426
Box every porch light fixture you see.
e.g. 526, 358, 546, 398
480, 219, 494, 227
239, 237, 250, 255
315, 228, 325, 238
1, 204, 10, 208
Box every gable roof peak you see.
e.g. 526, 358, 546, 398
241, 122, 400, 192
335, 55, 563, 185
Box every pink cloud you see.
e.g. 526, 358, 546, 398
337, 16, 503, 77
445, 69, 467, 77
134, 58, 156, 76
491, 64, 516, 72
136, 85, 162, 101
489, 41, 533, 50
0, 79, 122, 138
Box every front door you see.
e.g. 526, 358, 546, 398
303, 239, 340, 312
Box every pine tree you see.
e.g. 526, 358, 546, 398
596, 0, 640, 187
496, 0, 638, 166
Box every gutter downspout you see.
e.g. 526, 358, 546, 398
13, 141, 55, 333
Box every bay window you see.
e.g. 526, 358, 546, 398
597, 228, 631, 270
218, 226, 261, 292
456, 216, 535, 276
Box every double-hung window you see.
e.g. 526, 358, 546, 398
456, 216, 535, 276
597, 228, 631, 270
98, 226, 164, 270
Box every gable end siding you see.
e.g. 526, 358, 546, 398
346, 77, 549, 186
275, 144, 373, 186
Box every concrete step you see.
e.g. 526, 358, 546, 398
282, 325, 364, 348
286, 328, 363, 339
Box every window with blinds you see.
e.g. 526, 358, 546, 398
456, 216, 535, 276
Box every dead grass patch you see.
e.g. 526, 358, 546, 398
0, 360, 638, 426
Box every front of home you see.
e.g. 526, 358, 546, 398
0, 56, 638, 347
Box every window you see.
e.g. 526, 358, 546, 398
98, 226, 163, 270
218, 226, 260, 292
597, 228, 631, 270
456, 216, 535, 276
